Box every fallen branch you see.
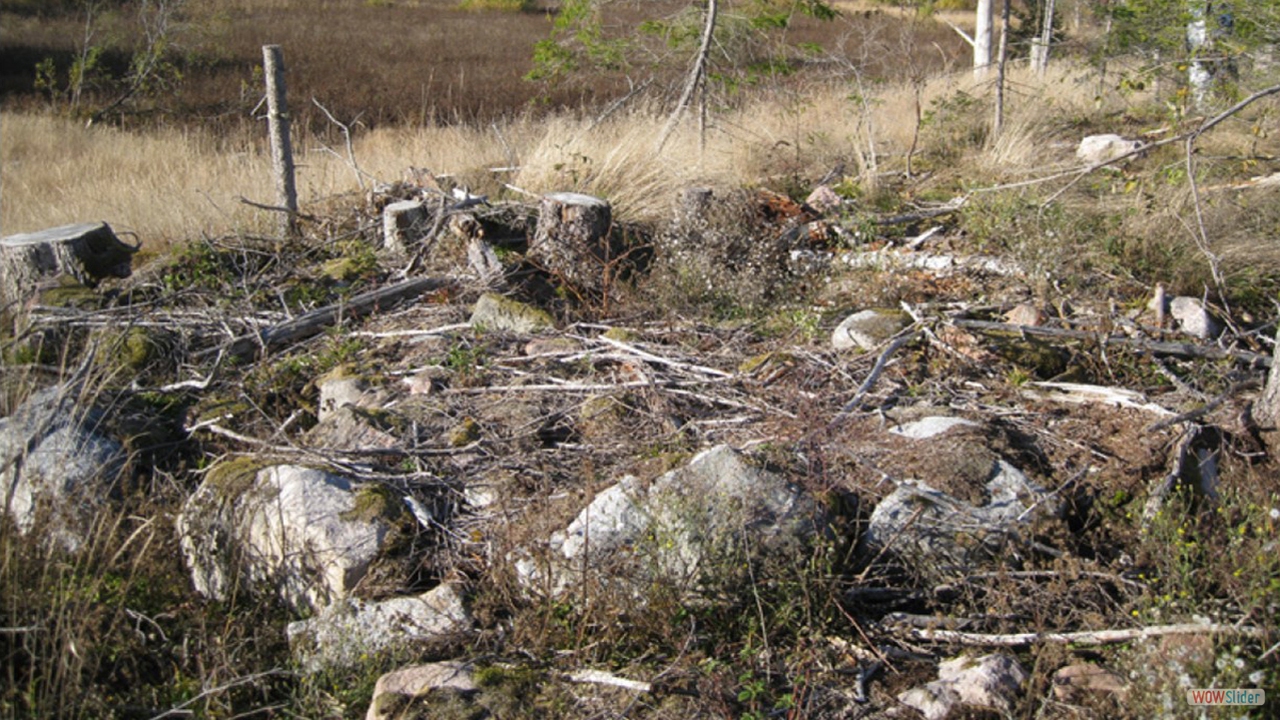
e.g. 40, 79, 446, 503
1023, 381, 1174, 417
566, 669, 652, 694
898, 622, 1267, 647
875, 200, 966, 226
201, 276, 453, 360
834, 329, 920, 419
951, 318, 1272, 367
582, 334, 733, 378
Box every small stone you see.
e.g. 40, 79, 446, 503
288, 584, 473, 672
889, 416, 978, 440
469, 293, 555, 334
1169, 296, 1221, 339
317, 366, 384, 423
1052, 663, 1129, 702
805, 185, 842, 214
524, 336, 580, 356
366, 662, 476, 720
937, 653, 1028, 713
832, 309, 911, 351
1003, 303, 1044, 327
1076, 134, 1143, 164
898, 682, 960, 720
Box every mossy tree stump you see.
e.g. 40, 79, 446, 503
1, 222, 137, 307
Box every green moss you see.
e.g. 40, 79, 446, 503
38, 276, 100, 310
448, 417, 482, 447
601, 326, 636, 341
340, 483, 404, 524
737, 351, 793, 374
94, 326, 159, 372
205, 456, 271, 498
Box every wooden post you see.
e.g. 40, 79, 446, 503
992, 0, 1010, 139
263, 45, 298, 237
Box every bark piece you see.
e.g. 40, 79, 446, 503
1, 222, 136, 306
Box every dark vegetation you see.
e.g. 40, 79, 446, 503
0, 0, 964, 133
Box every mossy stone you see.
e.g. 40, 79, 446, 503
469, 293, 555, 334
340, 483, 404, 524
205, 456, 272, 499
448, 417, 482, 447
601, 327, 636, 342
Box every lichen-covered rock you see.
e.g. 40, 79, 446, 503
365, 661, 477, 720
1169, 296, 1222, 339
832, 308, 911, 351
863, 460, 1058, 576
288, 584, 473, 672
517, 445, 827, 597
469, 293, 555, 334
888, 416, 977, 440
900, 653, 1028, 719
0, 385, 125, 550
177, 463, 395, 611
1076, 134, 1143, 164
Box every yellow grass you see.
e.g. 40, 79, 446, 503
0, 60, 1161, 250
1, 113, 276, 247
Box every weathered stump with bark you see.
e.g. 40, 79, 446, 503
1, 222, 137, 307
528, 192, 614, 296
1255, 326, 1280, 445
382, 200, 428, 254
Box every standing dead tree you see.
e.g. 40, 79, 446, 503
655, 0, 718, 154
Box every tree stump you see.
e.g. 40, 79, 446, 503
383, 199, 428, 254
528, 192, 614, 295
1255, 325, 1280, 440
1, 222, 137, 307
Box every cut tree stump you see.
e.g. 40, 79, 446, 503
528, 192, 614, 295
1, 222, 137, 307
1255, 325, 1280, 438
383, 200, 428, 254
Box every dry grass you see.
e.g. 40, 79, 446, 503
0, 57, 1228, 248
0, 113, 275, 246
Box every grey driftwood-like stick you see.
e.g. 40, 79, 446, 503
206, 276, 452, 361
951, 318, 1273, 367
899, 622, 1267, 647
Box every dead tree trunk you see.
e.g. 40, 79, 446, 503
528, 192, 614, 296
1030, 0, 1056, 74
263, 45, 298, 237
656, 0, 718, 153
1, 222, 137, 308
974, 0, 994, 79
